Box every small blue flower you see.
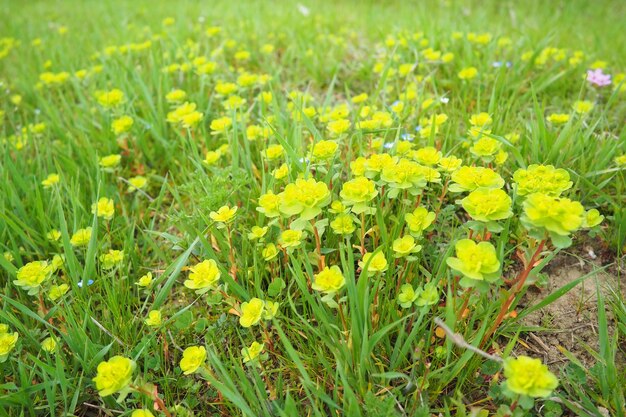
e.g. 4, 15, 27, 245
78, 279, 94, 288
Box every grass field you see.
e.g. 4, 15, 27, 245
1, 0, 625, 416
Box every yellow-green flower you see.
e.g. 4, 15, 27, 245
257, 191, 281, 218
99, 154, 121, 169
521, 193, 584, 236
100, 250, 124, 269
242, 341, 264, 363
248, 226, 268, 240
312, 266, 345, 294
405, 207, 436, 235
92, 197, 115, 220
42, 173, 60, 188
470, 137, 501, 159
546, 113, 570, 124
145, 310, 162, 327
446, 239, 500, 281
615, 155, 626, 167
503, 356, 558, 398
582, 209, 604, 228
111, 115, 133, 135
128, 176, 148, 192
96, 89, 125, 107
279, 229, 303, 249
263, 144, 285, 161
263, 301, 279, 320
278, 178, 331, 220
136, 272, 153, 287
438, 156, 463, 172
184, 260, 221, 293
41, 337, 57, 353
359, 251, 388, 276
92, 356, 135, 396
210, 205, 238, 223
330, 214, 356, 235
450, 166, 504, 192
166, 89, 187, 103
311, 140, 338, 161
340, 177, 378, 214
180, 346, 206, 375
398, 284, 418, 308
262, 243, 279, 261
413, 146, 441, 165
132, 410, 155, 417
392, 235, 422, 257
48, 283, 69, 301
513, 164, 572, 196
0, 331, 18, 362
572, 100, 594, 115
469, 112, 492, 127
461, 188, 512, 222
15, 261, 51, 293
47, 229, 62, 241
239, 298, 265, 327
458, 66, 477, 80
70, 227, 93, 247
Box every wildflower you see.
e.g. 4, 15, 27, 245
279, 229, 303, 248
416, 283, 439, 306
42, 173, 60, 188
446, 239, 500, 282
330, 213, 356, 235
521, 193, 584, 236
248, 226, 268, 240
278, 178, 331, 220
136, 272, 153, 287
111, 115, 133, 135
340, 177, 378, 214
413, 146, 441, 165
128, 176, 147, 192
470, 138, 501, 159
503, 356, 558, 398
438, 156, 463, 172
145, 310, 162, 327
180, 346, 206, 375
184, 260, 221, 293
99, 154, 121, 168
586, 68, 611, 87
100, 250, 124, 269
261, 243, 278, 261
210, 205, 238, 223
132, 410, 155, 417
91, 197, 115, 220
450, 166, 504, 192
264, 144, 285, 161
513, 165, 572, 196
461, 189, 513, 222
242, 341, 264, 363
96, 89, 125, 107
0, 331, 19, 362
572, 100, 594, 114
41, 337, 57, 353
352, 93, 368, 104
398, 284, 418, 308
311, 140, 338, 161
392, 235, 422, 257
15, 261, 51, 293
167, 102, 203, 128
469, 112, 492, 127
327, 119, 351, 136
359, 251, 388, 276
239, 298, 265, 327
546, 113, 570, 124
582, 209, 604, 228
405, 207, 436, 235
312, 266, 345, 294
272, 163, 288, 179
616, 155, 626, 167
166, 89, 187, 103
263, 301, 279, 320
458, 67, 478, 80
92, 356, 135, 396
48, 283, 69, 301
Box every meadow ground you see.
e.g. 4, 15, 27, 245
1, 0, 625, 416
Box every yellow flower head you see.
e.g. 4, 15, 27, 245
210, 205, 238, 223
340, 177, 378, 214
312, 266, 345, 294
92, 197, 115, 220
92, 356, 135, 396
0, 331, 19, 362
96, 89, 125, 107
128, 176, 148, 192
99, 154, 121, 169
279, 229, 303, 248
572, 100, 594, 115
413, 146, 442, 166
446, 239, 500, 282
145, 310, 162, 327
458, 67, 478, 80
242, 341, 264, 363
248, 226, 268, 240
470, 137, 501, 159
405, 207, 436, 235
327, 119, 351, 136
461, 188, 513, 222
261, 243, 279, 261
100, 249, 124, 269
392, 235, 422, 257
132, 410, 155, 417
330, 213, 356, 235
180, 346, 206, 375
136, 272, 153, 287
257, 191, 281, 218
546, 113, 570, 124
239, 298, 265, 327
513, 164, 572, 196
398, 284, 418, 308
167, 102, 203, 128
70, 227, 93, 247
42, 173, 60, 188
111, 115, 133, 135
503, 356, 558, 398
521, 193, 584, 236
184, 260, 221, 293
450, 166, 504, 192
41, 337, 57, 353
263, 144, 285, 161
311, 140, 339, 161
469, 112, 492, 127
278, 178, 331, 220
359, 251, 388, 276
166, 89, 187, 103
48, 283, 69, 301
15, 261, 51, 293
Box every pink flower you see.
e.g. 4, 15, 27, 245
586, 69, 612, 87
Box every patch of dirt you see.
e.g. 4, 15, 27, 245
517, 248, 625, 369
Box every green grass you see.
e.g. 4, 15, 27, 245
1, 0, 625, 416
